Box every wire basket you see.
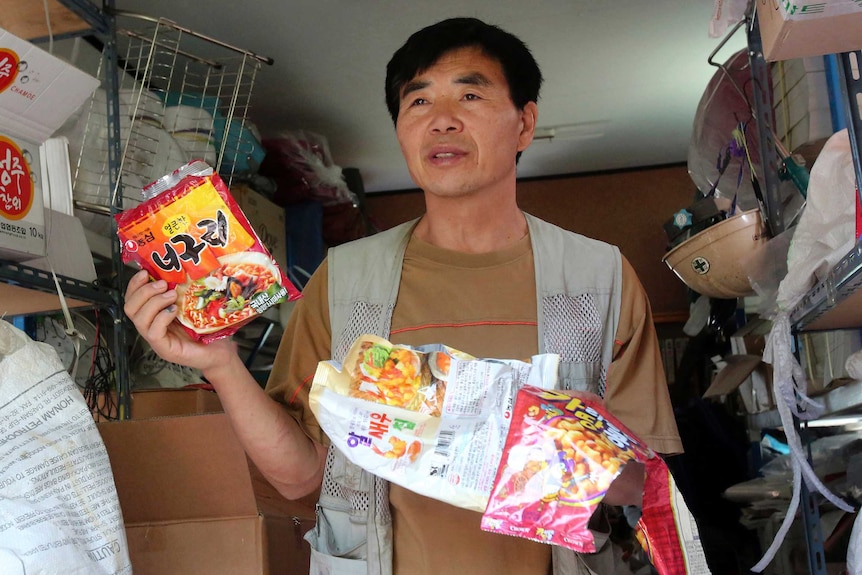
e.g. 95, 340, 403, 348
69, 11, 270, 233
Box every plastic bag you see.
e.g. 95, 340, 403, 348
758, 433, 862, 480
709, 0, 748, 38
309, 335, 559, 512
115, 160, 302, 343
777, 129, 856, 309
0, 320, 132, 575
260, 131, 356, 206
481, 387, 652, 552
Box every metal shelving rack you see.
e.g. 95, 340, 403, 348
745, 7, 862, 569
53, 0, 131, 417
47, 0, 272, 417
792, 46, 862, 575
0, 1, 131, 415
0, 261, 115, 307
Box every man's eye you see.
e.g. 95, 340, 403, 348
409, 97, 428, 106
464, 93, 480, 101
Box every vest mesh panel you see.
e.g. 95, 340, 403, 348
375, 479, 390, 523
542, 293, 608, 397
321, 449, 368, 511
333, 301, 393, 363
330, 300, 394, 527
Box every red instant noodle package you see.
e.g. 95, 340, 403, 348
482, 386, 711, 575
116, 160, 302, 343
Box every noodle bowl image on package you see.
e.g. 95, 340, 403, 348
116, 160, 301, 342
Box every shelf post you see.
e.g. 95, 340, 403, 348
746, 11, 785, 236
60, 0, 131, 418
100, 0, 131, 419
799, 423, 828, 575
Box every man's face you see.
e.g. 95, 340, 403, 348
395, 46, 537, 200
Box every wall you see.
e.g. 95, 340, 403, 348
364, 163, 695, 321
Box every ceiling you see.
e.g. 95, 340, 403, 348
103, 1, 748, 194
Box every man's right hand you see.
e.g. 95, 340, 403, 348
123, 269, 235, 372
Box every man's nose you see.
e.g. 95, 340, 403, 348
429, 99, 463, 133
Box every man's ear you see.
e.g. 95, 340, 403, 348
518, 101, 538, 151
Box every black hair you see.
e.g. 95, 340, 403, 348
385, 17, 543, 125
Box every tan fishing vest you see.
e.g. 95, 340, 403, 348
305, 213, 622, 575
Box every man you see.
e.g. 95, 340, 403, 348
124, 17, 682, 575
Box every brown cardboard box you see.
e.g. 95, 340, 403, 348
96, 401, 316, 574
757, 0, 862, 61
231, 184, 288, 273
91, 387, 224, 422
129, 387, 224, 418
703, 354, 775, 413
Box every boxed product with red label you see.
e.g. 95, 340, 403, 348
0, 27, 98, 261
0, 132, 44, 260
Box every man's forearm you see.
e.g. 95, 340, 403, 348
202, 352, 326, 500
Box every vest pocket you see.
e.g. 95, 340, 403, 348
557, 360, 603, 395
305, 497, 369, 574
304, 496, 368, 559
308, 546, 368, 575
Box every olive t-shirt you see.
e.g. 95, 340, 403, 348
266, 232, 682, 575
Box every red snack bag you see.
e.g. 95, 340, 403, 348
482, 386, 711, 574
635, 457, 712, 574
481, 387, 652, 552
116, 160, 302, 343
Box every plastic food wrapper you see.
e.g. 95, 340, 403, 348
481, 386, 711, 575
115, 160, 301, 343
309, 334, 559, 512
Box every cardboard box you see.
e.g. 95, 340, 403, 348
757, 0, 862, 61
710, 318, 777, 413
0, 132, 45, 259
798, 329, 862, 390
130, 387, 224, 418
23, 209, 96, 281
772, 57, 832, 151
0, 0, 90, 42
92, 388, 224, 422
0, 27, 100, 143
231, 184, 288, 273
97, 409, 317, 575
703, 354, 775, 413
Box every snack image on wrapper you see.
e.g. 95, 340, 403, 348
351, 339, 457, 416
115, 160, 301, 342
